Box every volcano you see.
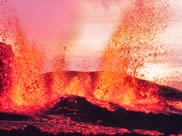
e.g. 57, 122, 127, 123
0, 42, 182, 136
0, 71, 182, 136
0, 0, 182, 134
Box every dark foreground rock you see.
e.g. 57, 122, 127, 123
46, 95, 182, 134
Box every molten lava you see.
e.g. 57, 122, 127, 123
0, 0, 181, 116
0, 18, 50, 113
93, 0, 171, 112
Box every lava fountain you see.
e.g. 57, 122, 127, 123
93, 0, 172, 113
0, 0, 181, 116
0, 16, 50, 113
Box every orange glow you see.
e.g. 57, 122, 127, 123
0, 0, 182, 116
92, 0, 172, 112
0, 17, 50, 113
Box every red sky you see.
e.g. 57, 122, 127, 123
0, 0, 182, 89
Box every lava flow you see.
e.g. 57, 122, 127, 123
0, 0, 181, 116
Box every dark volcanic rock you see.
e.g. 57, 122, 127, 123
0, 42, 14, 94
0, 112, 33, 121
46, 95, 182, 134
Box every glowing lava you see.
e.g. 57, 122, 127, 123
93, 0, 172, 113
0, 0, 181, 116
0, 17, 50, 113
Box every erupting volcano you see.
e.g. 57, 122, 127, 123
0, 0, 182, 135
